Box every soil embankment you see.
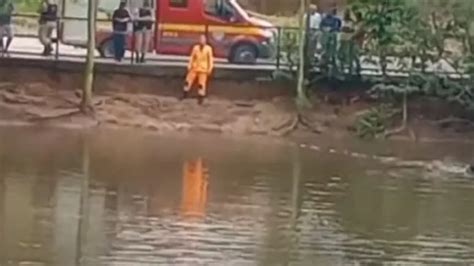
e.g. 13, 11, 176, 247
1, 65, 474, 143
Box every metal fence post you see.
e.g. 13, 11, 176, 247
131, 26, 135, 64
276, 26, 281, 70
55, 18, 60, 61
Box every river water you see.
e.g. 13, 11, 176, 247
1, 127, 474, 265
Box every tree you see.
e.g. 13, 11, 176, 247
81, 0, 97, 113
349, 0, 408, 76
296, 0, 309, 107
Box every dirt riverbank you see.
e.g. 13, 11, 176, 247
1, 80, 474, 144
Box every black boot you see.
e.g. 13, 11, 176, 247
135, 52, 140, 63
140, 53, 145, 63
198, 95, 204, 105
180, 90, 188, 101
42, 46, 48, 56
44, 45, 53, 56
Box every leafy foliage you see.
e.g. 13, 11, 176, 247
349, 0, 409, 75
353, 104, 398, 139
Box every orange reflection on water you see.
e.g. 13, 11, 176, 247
180, 158, 209, 217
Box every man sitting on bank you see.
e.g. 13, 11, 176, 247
182, 35, 214, 105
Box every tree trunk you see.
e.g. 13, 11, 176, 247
296, 0, 309, 107
81, 0, 97, 113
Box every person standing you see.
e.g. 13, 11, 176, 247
38, 0, 58, 56
182, 35, 214, 105
320, 8, 342, 75
351, 11, 365, 76
304, 4, 321, 64
0, 0, 13, 57
339, 10, 356, 75
112, 1, 131, 62
133, 0, 154, 63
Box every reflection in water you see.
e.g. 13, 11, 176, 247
55, 175, 81, 266
0, 127, 474, 265
180, 158, 208, 217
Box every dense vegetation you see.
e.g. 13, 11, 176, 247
345, 0, 474, 138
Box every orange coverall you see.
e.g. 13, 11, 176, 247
184, 44, 214, 97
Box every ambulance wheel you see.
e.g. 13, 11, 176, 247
230, 43, 257, 64
98, 38, 115, 58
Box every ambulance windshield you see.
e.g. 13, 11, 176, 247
204, 0, 247, 21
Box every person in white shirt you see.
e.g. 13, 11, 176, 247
305, 4, 322, 62
308, 4, 322, 31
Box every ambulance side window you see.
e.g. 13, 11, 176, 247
170, 0, 187, 8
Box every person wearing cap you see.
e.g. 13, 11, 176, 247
133, 0, 154, 63
112, 0, 131, 62
182, 35, 214, 105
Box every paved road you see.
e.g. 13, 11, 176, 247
6, 37, 278, 71
5, 37, 461, 77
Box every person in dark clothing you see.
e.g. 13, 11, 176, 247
320, 8, 342, 32
319, 8, 342, 76
112, 1, 131, 62
38, 0, 58, 56
133, 0, 154, 63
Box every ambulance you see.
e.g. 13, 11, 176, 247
61, 0, 276, 64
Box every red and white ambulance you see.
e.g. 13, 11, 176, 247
62, 0, 276, 64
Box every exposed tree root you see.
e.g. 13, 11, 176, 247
298, 114, 322, 134
279, 115, 300, 136
432, 117, 474, 127
383, 125, 407, 138
27, 109, 83, 122
382, 124, 417, 141
273, 113, 322, 136
234, 101, 255, 108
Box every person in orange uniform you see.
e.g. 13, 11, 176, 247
182, 35, 214, 105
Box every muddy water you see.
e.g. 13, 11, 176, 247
1, 127, 474, 266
